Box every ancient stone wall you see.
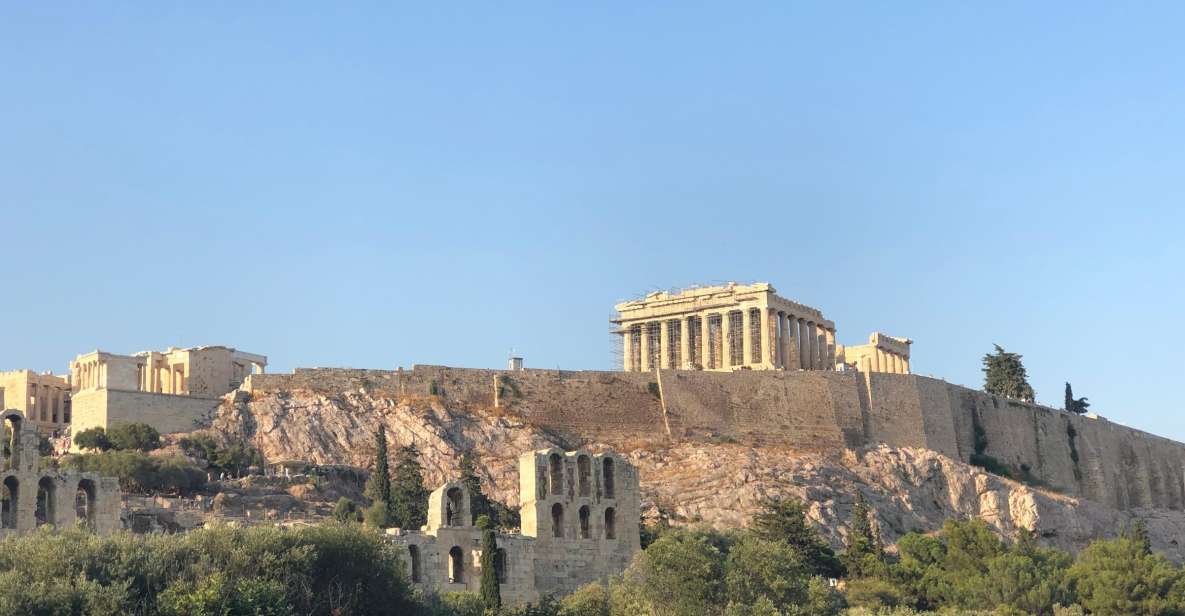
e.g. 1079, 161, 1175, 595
247, 366, 1185, 512
71, 389, 221, 439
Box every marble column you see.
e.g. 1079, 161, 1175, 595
659, 320, 671, 369
778, 313, 789, 368
903, 357, 911, 374
680, 317, 692, 369
741, 309, 753, 367
764, 309, 778, 368
802, 321, 814, 369
639, 323, 651, 372
701, 314, 712, 370
721, 312, 732, 370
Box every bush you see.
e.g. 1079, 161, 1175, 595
73, 427, 112, 452
364, 500, 392, 528
334, 497, 362, 523
106, 422, 162, 452
62, 450, 206, 494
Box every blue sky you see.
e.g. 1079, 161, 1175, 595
3, 4, 1183, 439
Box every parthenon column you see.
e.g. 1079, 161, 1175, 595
741, 309, 753, 367
659, 320, 671, 369
826, 329, 837, 370
805, 319, 815, 367
874, 349, 884, 373
903, 357, 911, 374
701, 314, 712, 370
778, 313, 789, 368
639, 323, 652, 372
680, 317, 692, 369
815, 323, 826, 370
764, 309, 778, 368
715, 310, 725, 367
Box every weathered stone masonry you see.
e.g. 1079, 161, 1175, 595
385, 448, 640, 606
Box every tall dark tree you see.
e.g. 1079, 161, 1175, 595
751, 495, 844, 578
389, 444, 429, 529
478, 515, 502, 610
843, 491, 884, 577
982, 345, 1035, 402
364, 425, 392, 507
1065, 382, 1091, 414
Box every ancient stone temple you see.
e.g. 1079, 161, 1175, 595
613, 282, 837, 371
838, 332, 912, 374
68, 345, 266, 445
0, 409, 120, 534
0, 370, 71, 434
387, 448, 640, 606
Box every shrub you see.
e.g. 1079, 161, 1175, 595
62, 450, 206, 494
106, 422, 162, 452
73, 427, 112, 452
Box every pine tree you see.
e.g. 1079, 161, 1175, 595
842, 491, 883, 577
478, 515, 502, 610
982, 344, 1035, 402
1065, 382, 1090, 414
751, 495, 844, 578
389, 444, 430, 529
364, 425, 392, 507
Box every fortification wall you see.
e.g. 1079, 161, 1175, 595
246, 366, 1185, 512
71, 389, 221, 439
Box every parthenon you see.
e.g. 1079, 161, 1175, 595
613, 282, 838, 371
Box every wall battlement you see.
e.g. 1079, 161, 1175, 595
245, 366, 1185, 512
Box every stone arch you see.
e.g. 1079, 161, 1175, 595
446, 486, 464, 526
448, 546, 464, 583
408, 545, 421, 583
549, 453, 563, 496
494, 548, 507, 584
1, 475, 17, 529
604, 507, 616, 540
577, 455, 591, 497
75, 478, 97, 527
579, 505, 591, 539
551, 502, 564, 538
1, 410, 24, 471
602, 457, 615, 499
36, 476, 55, 527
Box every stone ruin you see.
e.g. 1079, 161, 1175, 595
0, 409, 120, 534
386, 448, 641, 606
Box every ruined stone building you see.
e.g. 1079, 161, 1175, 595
613, 282, 910, 374
0, 370, 71, 434
837, 333, 911, 374
0, 409, 120, 534
387, 448, 640, 605
69, 346, 266, 446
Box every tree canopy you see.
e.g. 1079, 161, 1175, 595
983, 344, 1036, 402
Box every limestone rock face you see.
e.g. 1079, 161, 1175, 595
207, 389, 1185, 559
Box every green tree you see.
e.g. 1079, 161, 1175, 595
1064, 383, 1090, 414
478, 515, 502, 610
364, 425, 392, 508
73, 427, 112, 451
626, 527, 728, 616
389, 444, 429, 529
983, 345, 1035, 402
105, 422, 161, 451
843, 492, 884, 578
333, 497, 361, 523
459, 451, 492, 524
723, 534, 811, 609
750, 496, 844, 578
364, 500, 391, 528
1067, 535, 1185, 616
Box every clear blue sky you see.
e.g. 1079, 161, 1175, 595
3, 4, 1183, 438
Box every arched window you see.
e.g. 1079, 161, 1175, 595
549, 453, 563, 496
604, 507, 616, 540
449, 546, 464, 583
1, 476, 18, 529
3, 414, 22, 471
494, 548, 507, 584
446, 487, 464, 526
551, 502, 564, 538
603, 458, 615, 499
408, 546, 421, 582
579, 505, 591, 539
36, 476, 55, 527
75, 478, 96, 527
577, 455, 591, 497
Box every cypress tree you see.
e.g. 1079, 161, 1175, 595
1065, 382, 1090, 414
842, 491, 883, 577
478, 514, 502, 610
459, 451, 493, 525
1064, 382, 1074, 412
390, 444, 430, 529
364, 425, 392, 507
982, 344, 1035, 402
751, 495, 844, 578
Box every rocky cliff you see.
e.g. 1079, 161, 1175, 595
206, 378, 1185, 559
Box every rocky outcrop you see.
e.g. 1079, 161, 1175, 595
205, 386, 1185, 559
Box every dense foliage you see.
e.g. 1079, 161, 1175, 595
63, 450, 206, 495
178, 433, 263, 477
0, 524, 415, 616
389, 444, 430, 530
982, 344, 1035, 402
1065, 382, 1091, 414
74, 422, 161, 452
